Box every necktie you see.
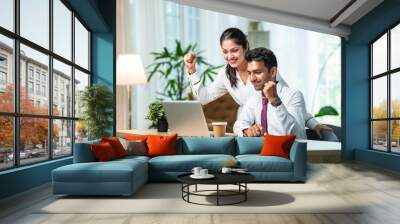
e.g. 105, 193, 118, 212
261, 97, 268, 134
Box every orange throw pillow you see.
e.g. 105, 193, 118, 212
260, 134, 296, 159
91, 142, 117, 161
124, 135, 148, 141
101, 137, 127, 158
146, 134, 178, 157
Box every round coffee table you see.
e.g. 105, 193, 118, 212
177, 173, 255, 206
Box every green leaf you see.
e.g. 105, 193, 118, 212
315, 106, 339, 117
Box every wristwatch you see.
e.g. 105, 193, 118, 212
270, 97, 282, 107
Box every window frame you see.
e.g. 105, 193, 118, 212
0, 0, 92, 171
370, 20, 400, 154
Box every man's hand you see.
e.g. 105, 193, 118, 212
184, 51, 197, 75
262, 81, 279, 103
313, 124, 333, 138
243, 124, 264, 137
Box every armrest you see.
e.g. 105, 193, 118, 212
289, 140, 307, 181
73, 140, 100, 163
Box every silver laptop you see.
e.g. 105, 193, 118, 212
162, 101, 210, 136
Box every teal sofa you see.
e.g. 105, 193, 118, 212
52, 137, 307, 196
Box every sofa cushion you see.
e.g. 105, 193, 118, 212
260, 134, 296, 159
101, 137, 127, 158
147, 134, 178, 157
236, 155, 293, 172
91, 142, 118, 161
148, 154, 235, 172
119, 138, 147, 156
53, 159, 147, 183
236, 137, 263, 155
178, 137, 235, 155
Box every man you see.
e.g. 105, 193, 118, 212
234, 48, 307, 138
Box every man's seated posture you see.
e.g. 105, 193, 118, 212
234, 48, 307, 138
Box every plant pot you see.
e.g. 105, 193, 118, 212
157, 118, 168, 132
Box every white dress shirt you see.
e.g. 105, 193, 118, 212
233, 82, 307, 139
189, 67, 318, 129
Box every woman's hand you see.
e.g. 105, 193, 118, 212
184, 52, 197, 75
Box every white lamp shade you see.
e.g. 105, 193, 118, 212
117, 54, 147, 85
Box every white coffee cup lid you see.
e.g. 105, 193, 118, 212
212, 122, 227, 125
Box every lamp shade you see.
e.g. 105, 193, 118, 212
116, 54, 147, 85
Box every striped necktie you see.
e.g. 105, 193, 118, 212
261, 97, 268, 134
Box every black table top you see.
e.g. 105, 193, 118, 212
177, 172, 255, 185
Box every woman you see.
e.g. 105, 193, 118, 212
184, 27, 330, 136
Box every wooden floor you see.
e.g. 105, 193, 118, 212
1, 162, 400, 224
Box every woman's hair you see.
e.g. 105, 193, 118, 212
220, 27, 249, 88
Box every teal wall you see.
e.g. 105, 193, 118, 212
343, 0, 400, 171
0, 0, 116, 200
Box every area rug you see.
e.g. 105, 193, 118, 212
37, 183, 361, 214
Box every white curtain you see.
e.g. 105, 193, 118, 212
120, 0, 166, 130
116, 0, 130, 130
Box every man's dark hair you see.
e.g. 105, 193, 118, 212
245, 47, 277, 70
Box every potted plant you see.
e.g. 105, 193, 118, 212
146, 101, 168, 132
147, 40, 223, 100
79, 84, 113, 140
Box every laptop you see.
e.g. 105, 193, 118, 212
162, 101, 210, 136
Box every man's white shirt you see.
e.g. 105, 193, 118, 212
189, 67, 319, 130
233, 82, 307, 139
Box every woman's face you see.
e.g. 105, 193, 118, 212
221, 39, 246, 68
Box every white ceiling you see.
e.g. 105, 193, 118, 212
226, 0, 353, 23
174, 0, 384, 38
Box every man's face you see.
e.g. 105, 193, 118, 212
248, 60, 276, 91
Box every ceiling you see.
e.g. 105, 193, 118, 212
175, 0, 384, 38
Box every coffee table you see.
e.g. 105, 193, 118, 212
177, 172, 255, 206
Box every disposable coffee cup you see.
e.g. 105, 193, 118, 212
212, 122, 227, 137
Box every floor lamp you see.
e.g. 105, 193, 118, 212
117, 54, 147, 129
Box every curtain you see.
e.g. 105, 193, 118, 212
116, 0, 130, 130
117, 0, 165, 130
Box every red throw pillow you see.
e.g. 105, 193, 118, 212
124, 135, 148, 141
101, 137, 127, 158
260, 134, 296, 159
91, 142, 117, 161
146, 134, 178, 157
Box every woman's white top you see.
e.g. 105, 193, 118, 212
188, 67, 318, 129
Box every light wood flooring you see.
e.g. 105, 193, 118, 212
1, 162, 400, 224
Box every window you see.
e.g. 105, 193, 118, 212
35, 84, 40, 95
0, 35, 13, 113
28, 67, 34, 80
35, 70, 41, 81
20, 0, 49, 49
0, 0, 14, 32
74, 18, 89, 70
370, 23, 400, 153
0, 0, 91, 170
53, 0, 72, 60
53, 59, 72, 117
42, 85, 46, 97
0, 71, 6, 85
28, 81, 34, 94
0, 55, 7, 67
